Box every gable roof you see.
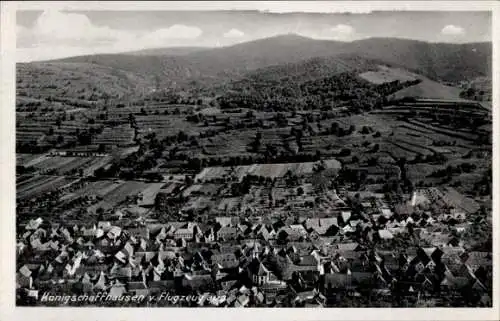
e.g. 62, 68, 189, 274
305, 218, 339, 231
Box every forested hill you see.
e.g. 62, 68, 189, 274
45, 35, 491, 85
17, 35, 491, 109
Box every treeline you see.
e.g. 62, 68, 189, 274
459, 87, 491, 102
217, 72, 420, 112
429, 163, 477, 178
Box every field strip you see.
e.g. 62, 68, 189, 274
407, 119, 477, 141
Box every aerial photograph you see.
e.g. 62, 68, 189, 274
15, 6, 492, 308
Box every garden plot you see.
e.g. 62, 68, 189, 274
17, 175, 75, 200
201, 130, 255, 156
235, 160, 341, 180
17, 154, 50, 167
379, 142, 416, 160
135, 115, 204, 139
195, 167, 232, 182
94, 124, 135, 146
138, 183, 167, 206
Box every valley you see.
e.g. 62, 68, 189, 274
15, 34, 492, 308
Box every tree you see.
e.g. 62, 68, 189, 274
246, 110, 255, 119
339, 148, 351, 157
77, 130, 92, 145
97, 144, 106, 153
330, 122, 339, 134
177, 131, 188, 142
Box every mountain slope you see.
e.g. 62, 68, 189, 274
389, 79, 463, 100
46, 35, 491, 86
345, 38, 492, 83
19, 35, 491, 107
216, 55, 422, 112
16, 62, 153, 108
124, 46, 208, 56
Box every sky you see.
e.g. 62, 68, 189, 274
16, 8, 492, 62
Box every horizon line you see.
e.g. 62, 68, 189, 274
19, 33, 492, 64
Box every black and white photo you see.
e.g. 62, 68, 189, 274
2, 1, 497, 317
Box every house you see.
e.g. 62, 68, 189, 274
324, 273, 351, 294
379, 252, 400, 273
172, 222, 200, 240
440, 275, 471, 294
107, 226, 122, 240
127, 227, 149, 240
335, 242, 361, 252
110, 265, 132, 280
447, 264, 476, 281
108, 280, 127, 298
275, 227, 303, 242
182, 274, 214, 292
408, 248, 432, 274
127, 281, 150, 297
215, 216, 240, 227
234, 294, 250, 307
340, 211, 352, 224
217, 227, 238, 241
174, 228, 194, 240
26, 218, 43, 231
304, 218, 339, 236
247, 259, 273, 285
93, 271, 108, 291
211, 253, 239, 270
461, 252, 492, 272
148, 280, 176, 294
378, 229, 394, 240
17, 265, 33, 289
294, 289, 319, 303
260, 282, 288, 295
288, 224, 308, 237
296, 254, 320, 269
394, 203, 414, 216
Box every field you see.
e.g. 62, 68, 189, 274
359, 65, 418, 84
18, 154, 113, 176
13, 34, 494, 309
94, 124, 135, 146
135, 114, 218, 139
17, 175, 76, 200
59, 180, 160, 212
195, 159, 341, 182
16, 121, 52, 145
137, 183, 168, 206
16, 62, 153, 106
389, 78, 462, 100
199, 130, 257, 156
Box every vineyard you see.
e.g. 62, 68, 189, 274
17, 175, 76, 200
94, 124, 135, 146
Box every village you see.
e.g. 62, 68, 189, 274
14, 13, 493, 308
16, 153, 492, 307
